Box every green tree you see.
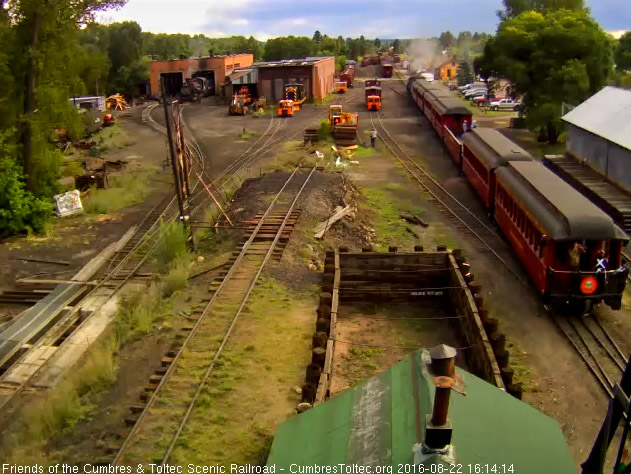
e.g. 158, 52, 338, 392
615, 32, 631, 71
263, 36, 314, 61
438, 31, 456, 49
392, 39, 400, 54
374, 38, 381, 48
481, 9, 614, 142
6, 0, 126, 193
336, 55, 347, 72
313, 30, 322, 44
498, 0, 584, 19
456, 53, 474, 86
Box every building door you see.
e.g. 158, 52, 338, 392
161, 72, 184, 97
262, 79, 272, 102
275, 78, 284, 102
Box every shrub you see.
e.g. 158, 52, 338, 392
0, 133, 53, 236
153, 220, 188, 272
317, 119, 332, 140
82, 171, 152, 214
162, 259, 190, 297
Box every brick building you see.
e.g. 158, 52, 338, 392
149, 53, 254, 96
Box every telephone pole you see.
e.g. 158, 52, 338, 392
160, 79, 191, 240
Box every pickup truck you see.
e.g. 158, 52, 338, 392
489, 98, 522, 111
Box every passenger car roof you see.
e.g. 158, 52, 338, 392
496, 161, 628, 241
463, 128, 532, 170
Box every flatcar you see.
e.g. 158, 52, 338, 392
406, 78, 629, 312
340, 68, 355, 88
495, 161, 628, 311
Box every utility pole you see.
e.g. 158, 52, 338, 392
160, 79, 190, 239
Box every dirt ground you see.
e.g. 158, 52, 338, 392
4, 73, 631, 468
370, 79, 631, 466
330, 301, 465, 395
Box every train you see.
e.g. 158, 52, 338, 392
407, 77, 629, 312
365, 79, 382, 111
381, 62, 393, 78
340, 67, 355, 88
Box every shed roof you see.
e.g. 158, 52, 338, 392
267, 350, 575, 471
254, 57, 333, 68
562, 86, 631, 152
227, 68, 258, 85
463, 128, 532, 170
496, 161, 628, 241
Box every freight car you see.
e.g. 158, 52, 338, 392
406, 78, 629, 312
381, 62, 393, 78
340, 67, 355, 88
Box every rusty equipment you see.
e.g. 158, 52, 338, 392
229, 86, 253, 115
328, 104, 358, 147
285, 84, 306, 110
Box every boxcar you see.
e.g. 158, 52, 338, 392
494, 161, 629, 311
462, 128, 532, 210
381, 62, 393, 78
340, 68, 355, 87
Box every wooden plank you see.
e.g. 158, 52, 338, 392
15, 279, 99, 286
315, 372, 329, 404
323, 339, 334, 375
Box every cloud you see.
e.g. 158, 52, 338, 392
98, 0, 629, 40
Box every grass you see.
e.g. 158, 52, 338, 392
153, 220, 188, 273
158, 276, 316, 465
82, 171, 154, 214
506, 338, 540, 393
237, 129, 257, 140
360, 187, 422, 248
318, 119, 332, 140
93, 124, 136, 152
162, 259, 190, 297
61, 160, 84, 178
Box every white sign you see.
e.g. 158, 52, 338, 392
54, 190, 83, 217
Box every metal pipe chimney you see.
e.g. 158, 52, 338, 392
430, 344, 457, 378
431, 376, 455, 426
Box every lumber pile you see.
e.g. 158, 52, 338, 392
304, 128, 318, 144
332, 125, 357, 147
106, 94, 130, 110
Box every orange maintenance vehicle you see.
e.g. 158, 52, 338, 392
365, 79, 382, 111
278, 99, 294, 117
335, 81, 348, 94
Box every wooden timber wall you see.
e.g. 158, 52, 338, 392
298, 246, 522, 411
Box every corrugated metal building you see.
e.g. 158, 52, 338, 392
255, 56, 335, 103
267, 349, 576, 471
149, 54, 254, 96
563, 86, 631, 192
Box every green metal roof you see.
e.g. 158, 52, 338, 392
267, 350, 576, 472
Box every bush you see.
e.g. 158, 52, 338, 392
317, 119, 332, 140
162, 259, 190, 297
0, 133, 53, 236
153, 220, 188, 272
113, 284, 163, 348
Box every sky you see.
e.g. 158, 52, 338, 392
98, 0, 630, 40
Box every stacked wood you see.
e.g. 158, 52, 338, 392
333, 125, 357, 147
106, 94, 130, 110
304, 128, 318, 144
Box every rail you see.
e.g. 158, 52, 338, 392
112, 164, 317, 465
370, 111, 526, 284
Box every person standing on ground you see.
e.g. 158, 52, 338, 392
370, 129, 377, 148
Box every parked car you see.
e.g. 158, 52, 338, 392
470, 94, 488, 106
489, 98, 522, 111
463, 88, 487, 100
458, 82, 485, 93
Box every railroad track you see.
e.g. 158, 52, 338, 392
390, 76, 631, 397
553, 313, 628, 397
0, 103, 210, 411
370, 111, 526, 284
112, 164, 317, 465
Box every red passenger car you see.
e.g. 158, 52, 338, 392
462, 129, 531, 209
381, 62, 393, 78
494, 161, 629, 311
424, 94, 471, 141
